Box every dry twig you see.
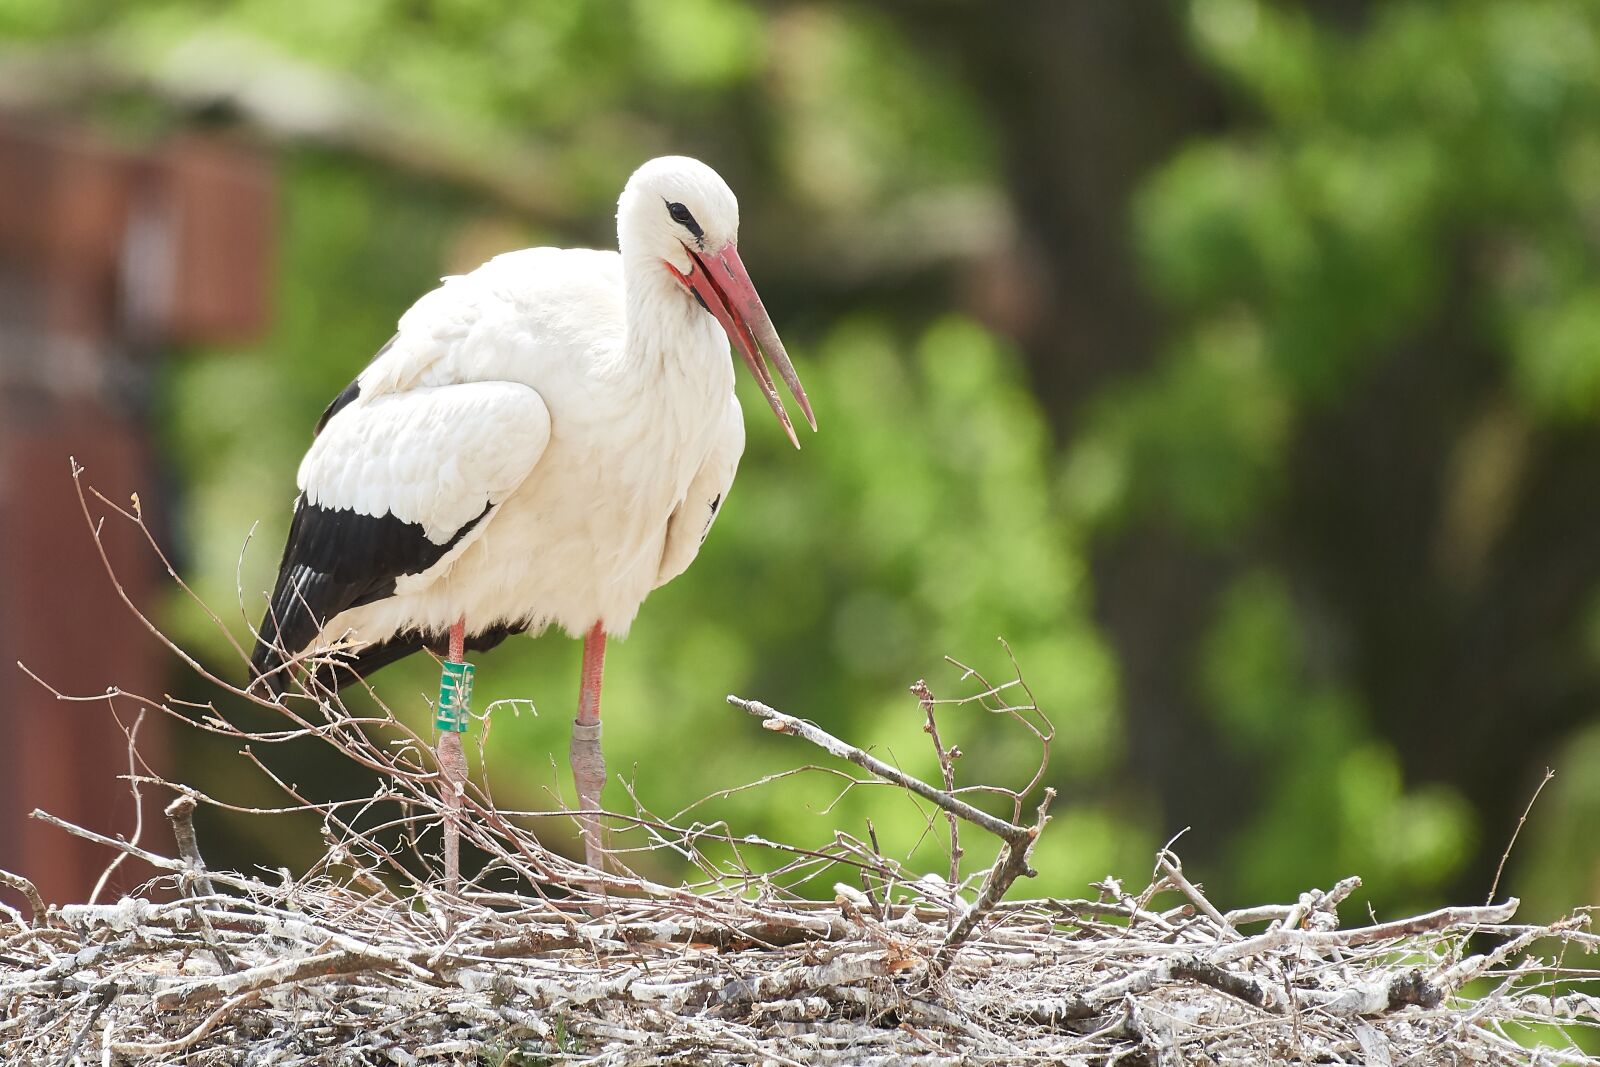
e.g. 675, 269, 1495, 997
727, 696, 1034, 848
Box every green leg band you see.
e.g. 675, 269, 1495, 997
436, 660, 475, 733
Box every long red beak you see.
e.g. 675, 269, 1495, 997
668, 242, 816, 448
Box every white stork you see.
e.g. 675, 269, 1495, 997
249, 156, 813, 866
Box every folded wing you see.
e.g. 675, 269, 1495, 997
251, 379, 550, 692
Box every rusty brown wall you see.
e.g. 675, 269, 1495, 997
0, 116, 271, 908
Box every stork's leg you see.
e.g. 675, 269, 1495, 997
448, 618, 466, 662
570, 622, 607, 870
438, 616, 469, 898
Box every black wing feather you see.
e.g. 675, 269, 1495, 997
307, 623, 519, 693
250, 496, 491, 694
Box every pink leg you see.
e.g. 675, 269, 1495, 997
448, 616, 466, 663
570, 622, 607, 869
439, 615, 468, 897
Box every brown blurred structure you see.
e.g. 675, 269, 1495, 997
0, 115, 272, 906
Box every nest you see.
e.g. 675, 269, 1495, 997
2, 470, 1598, 1064
2, 825, 1597, 1065
3, 692, 1598, 1066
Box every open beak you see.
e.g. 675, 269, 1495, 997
668, 242, 816, 448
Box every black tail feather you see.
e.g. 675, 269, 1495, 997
254, 623, 520, 697
249, 495, 499, 696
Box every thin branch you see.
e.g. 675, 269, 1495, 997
1487, 767, 1554, 907
913, 679, 964, 916
110, 992, 261, 1057
728, 696, 1033, 847
164, 795, 216, 899
933, 788, 1055, 974
0, 868, 48, 927
88, 707, 145, 906
1157, 851, 1237, 941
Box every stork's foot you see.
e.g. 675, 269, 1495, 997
569, 720, 606, 870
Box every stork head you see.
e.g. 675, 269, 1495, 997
618, 156, 815, 447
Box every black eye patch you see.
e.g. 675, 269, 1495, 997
665, 200, 704, 240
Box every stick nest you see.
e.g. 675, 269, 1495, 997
3, 841, 1597, 1065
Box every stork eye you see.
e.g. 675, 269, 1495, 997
665, 201, 703, 239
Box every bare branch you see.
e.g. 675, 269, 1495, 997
164, 795, 216, 899
728, 695, 1034, 846
0, 868, 48, 927
1487, 767, 1554, 907
912, 679, 963, 919
933, 787, 1055, 974
1157, 851, 1237, 940
87, 707, 146, 906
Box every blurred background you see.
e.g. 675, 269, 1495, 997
0, 0, 1597, 927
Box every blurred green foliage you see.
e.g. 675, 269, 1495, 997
8, 0, 1599, 925
1076, 0, 1600, 916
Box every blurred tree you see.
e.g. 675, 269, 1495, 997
1059, 0, 1600, 909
